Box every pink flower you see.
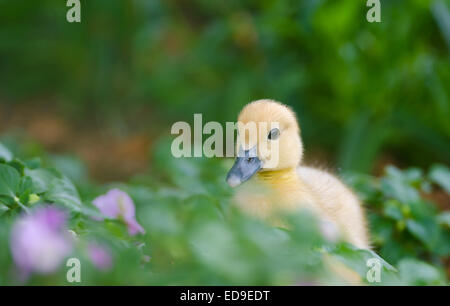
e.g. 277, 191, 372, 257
10, 206, 73, 274
93, 189, 145, 235
87, 243, 113, 271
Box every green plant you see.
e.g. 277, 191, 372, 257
0, 140, 448, 285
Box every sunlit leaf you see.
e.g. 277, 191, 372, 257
0, 164, 20, 197
0, 143, 13, 162
429, 164, 450, 193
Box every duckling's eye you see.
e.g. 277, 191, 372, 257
268, 128, 280, 140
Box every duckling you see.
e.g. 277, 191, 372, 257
226, 99, 370, 249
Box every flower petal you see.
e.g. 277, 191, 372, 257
126, 218, 145, 235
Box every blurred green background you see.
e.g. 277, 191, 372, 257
0, 0, 448, 180
0, 0, 449, 286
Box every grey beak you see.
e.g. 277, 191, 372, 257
226, 148, 262, 187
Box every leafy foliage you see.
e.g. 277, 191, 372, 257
0, 140, 448, 285
346, 165, 450, 267
0, 0, 448, 172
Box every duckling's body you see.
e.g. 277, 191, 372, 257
227, 99, 370, 249
298, 166, 369, 248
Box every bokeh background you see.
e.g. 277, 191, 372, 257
0, 0, 448, 180
0, 0, 449, 285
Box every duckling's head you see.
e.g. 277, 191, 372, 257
226, 99, 303, 187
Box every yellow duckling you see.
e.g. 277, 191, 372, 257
226, 99, 370, 249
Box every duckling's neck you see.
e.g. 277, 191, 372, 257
255, 167, 318, 212
256, 167, 302, 191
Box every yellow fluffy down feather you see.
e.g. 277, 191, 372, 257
227, 99, 370, 250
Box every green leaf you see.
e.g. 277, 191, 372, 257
0, 143, 13, 162
437, 212, 450, 228
24, 157, 42, 169
398, 258, 446, 285
0, 195, 15, 207
78, 204, 103, 219
381, 166, 421, 204
0, 164, 20, 197
327, 243, 398, 285
429, 164, 450, 193
26, 168, 100, 217
28, 193, 40, 204
44, 175, 82, 212
406, 218, 439, 249
7, 159, 25, 176
25, 168, 58, 194
18, 189, 31, 205
0, 203, 9, 215
383, 202, 403, 221
329, 243, 396, 271
18, 176, 33, 195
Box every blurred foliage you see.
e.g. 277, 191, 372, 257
0, 139, 448, 285
0, 0, 449, 173
345, 165, 450, 267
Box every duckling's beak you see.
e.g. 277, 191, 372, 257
226, 148, 262, 187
